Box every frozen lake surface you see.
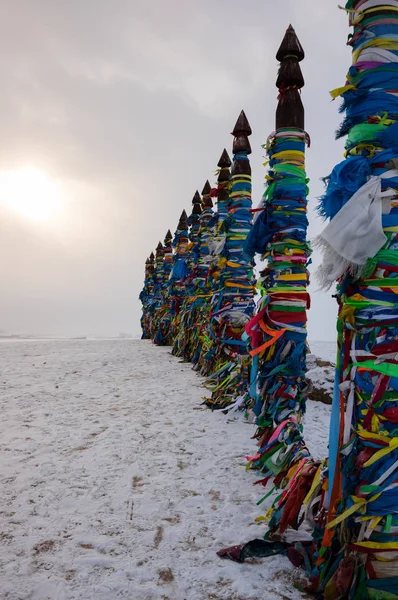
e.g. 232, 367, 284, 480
0, 339, 331, 600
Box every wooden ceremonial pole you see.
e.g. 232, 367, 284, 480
313, 3, 398, 596
168, 210, 190, 344
244, 25, 313, 531
151, 242, 165, 341
189, 181, 215, 368
154, 230, 174, 345
172, 191, 203, 359
203, 112, 255, 405
139, 252, 155, 339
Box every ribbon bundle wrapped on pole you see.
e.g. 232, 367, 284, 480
188, 182, 215, 367
163, 230, 173, 284
187, 192, 203, 280
199, 149, 233, 375
172, 192, 203, 360
219, 14, 398, 599
197, 180, 215, 293
214, 149, 232, 220
215, 27, 317, 572
168, 210, 189, 342
139, 252, 155, 339
154, 230, 174, 346
243, 26, 312, 495
204, 112, 256, 408
311, 2, 398, 597
150, 242, 165, 341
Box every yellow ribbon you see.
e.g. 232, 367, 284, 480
272, 150, 305, 161
304, 462, 324, 506
226, 261, 242, 268
224, 282, 255, 290
353, 541, 398, 551
277, 273, 307, 281
363, 437, 398, 468
353, 39, 398, 63
330, 84, 355, 100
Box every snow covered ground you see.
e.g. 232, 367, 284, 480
308, 341, 336, 364
0, 339, 332, 600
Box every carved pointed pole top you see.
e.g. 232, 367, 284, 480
202, 180, 212, 196
232, 110, 252, 156
216, 148, 231, 216
147, 252, 155, 273
193, 190, 201, 204
217, 148, 232, 190
177, 209, 188, 231
276, 24, 305, 130
192, 190, 202, 215
276, 24, 304, 63
164, 229, 173, 245
156, 241, 164, 257
202, 180, 213, 208
218, 148, 232, 169
232, 110, 252, 137
231, 110, 252, 178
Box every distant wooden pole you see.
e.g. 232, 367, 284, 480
139, 252, 155, 339
150, 241, 165, 340
204, 111, 255, 404
153, 230, 174, 345
168, 210, 190, 343
172, 191, 203, 359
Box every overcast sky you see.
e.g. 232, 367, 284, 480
0, 1, 350, 340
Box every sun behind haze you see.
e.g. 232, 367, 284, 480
0, 168, 63, 222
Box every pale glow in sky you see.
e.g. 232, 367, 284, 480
0, 168, 62, 222
0, 0, 350, 340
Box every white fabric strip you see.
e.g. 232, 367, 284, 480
314, 176, 390, 287
357, 48, 398, 64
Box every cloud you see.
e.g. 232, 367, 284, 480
0, 0, 351, 340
